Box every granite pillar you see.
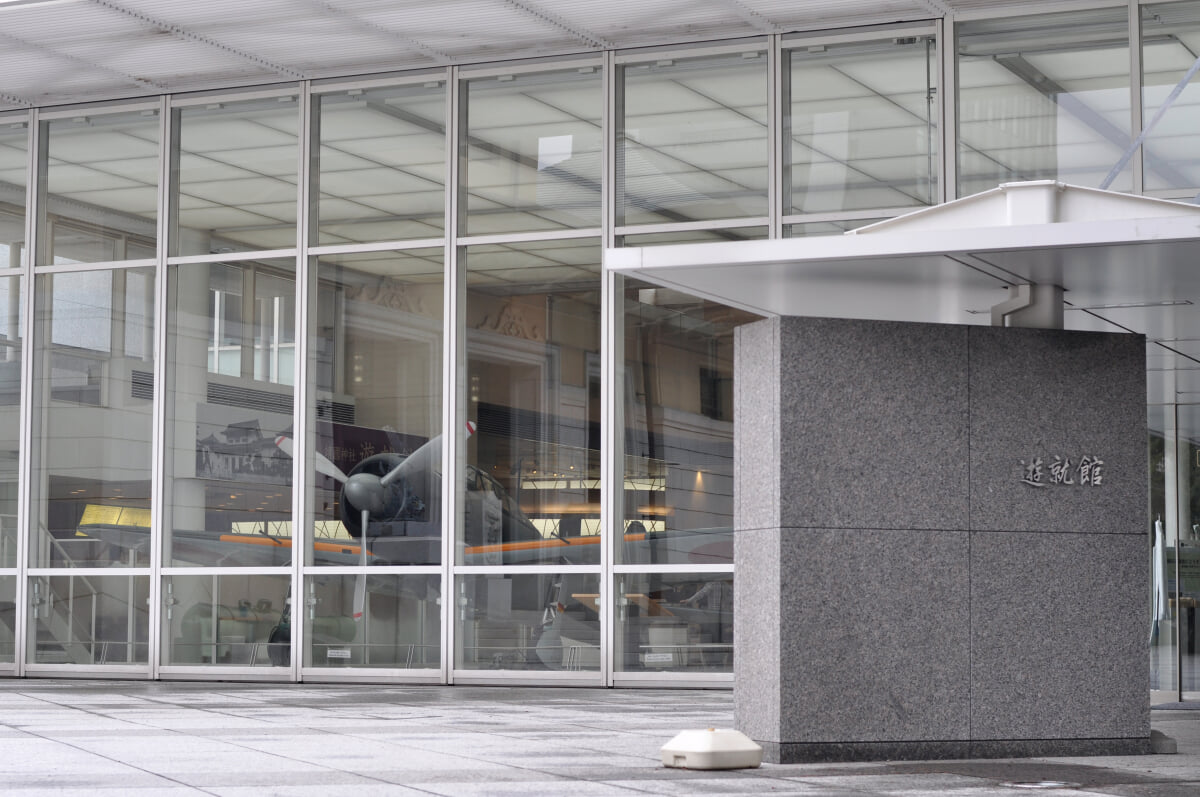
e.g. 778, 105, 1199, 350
734, 317, 1150, 762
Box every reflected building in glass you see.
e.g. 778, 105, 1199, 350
0, 0, 1195, 695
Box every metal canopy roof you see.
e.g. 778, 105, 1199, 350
605, 181, 1200, 404
0, 0, 1047, 112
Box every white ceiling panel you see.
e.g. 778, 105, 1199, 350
0, 0, 1041, 110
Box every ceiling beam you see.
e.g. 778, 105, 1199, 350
711, 0, 779, 34
87, 0, 308, 79
503, 0, 613, 49
300, 0, 454, 65
0, 28, 165, 96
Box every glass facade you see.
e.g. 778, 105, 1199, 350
0, 5, 1191, 686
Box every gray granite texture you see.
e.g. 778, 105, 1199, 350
733, 526, 780, 742
970, 531, 1150, 740
734, 317, 1149, 758
775, 528, 971, 743
969, 327, 1147, 535
775, 317, 970, 532
762, 737, 1156, 764
734, 318, 780, 532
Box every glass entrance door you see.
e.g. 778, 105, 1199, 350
1150, 404, 1200, 702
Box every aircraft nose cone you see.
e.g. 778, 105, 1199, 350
343, 473, 387, 515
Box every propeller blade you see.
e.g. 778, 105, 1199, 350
353, 508, 369, 621
274, 435, 349, 483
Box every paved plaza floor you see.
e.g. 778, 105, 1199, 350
0, 680, 1198, 795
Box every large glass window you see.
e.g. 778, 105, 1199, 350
30, 268, 156, 569
29, 573, 149, 665
619, 47, 769, 226
455, 572, 600, 671
787, 33, 937, 214
620, 278, 758, 567
314, 82, 446, 245
462, 66, 602, 235
305, 573, 440, 669
460, 240, 602, 567
172, 94, 299, 256
1142, 1, 1200, 196
957, 8, 1132, 195
164, 258, 296, 567
0, 276, 20, 570
0, 118, 27, 269
163, 573, 290, 666
38, 108, 159, 265
615, 572, 732, 674
309, 249, 443, 567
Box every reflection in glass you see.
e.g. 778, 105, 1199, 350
31, 269, 155, 568
957, 9, 1132, 195
0, 576, 13, 663
315, 83, 445, 245
309, 250, 443, 566
28, 574, 149, 664
164, 259, 295, 567
456, 572, 600, 671
1150, 406, 1172, 693
305, 573, 440, 668
0, 277, 19, 568
39, 109, 159, 265
461, 240, 601, 566
620, 49, 768, 225
1162, 404, 1200, 697
163, 573, 290, 666
0, 119, 27, 269
1142, 2, 1200, 194
615, 572, 732, 673
785, 218, 885, 237
788, 35, 936, 214
619, 228, 768, 248
621, 278, 760, 565
173, 94, 299, 256
463, 67, 602, 235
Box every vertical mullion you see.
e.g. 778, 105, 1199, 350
443, 65, 462, 685
600, 48, 618, 687
13, 109, 39, 676
1130, 0, 1145, 195
768, 34, 782, 239
291, 80, 315, 683
940, 16, 957, 204
148, 94, 171, 679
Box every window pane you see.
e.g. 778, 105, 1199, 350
28, 574, 149, 664
163, 573, 290, 666
40, 109, 159, 265
0, 276, 20, 568
621, 279, 760, 565
305, 573, 440, 669
315, 83, 445, 245
309, 249, 443, 566
463, 67, 602, 235
615, 572, 732, 674
32, 268, 155, 568
173, 95, 299, 256
0, 118, 27, 269
0, 576, 14, 664
957, 9, 1132, 195
461, 240, 601, 566
165, 259, 295, 567
1143, 1, 1200, 194
789, 35, 937, 213
456, 572, 600, 671
620, 48, 768, 225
